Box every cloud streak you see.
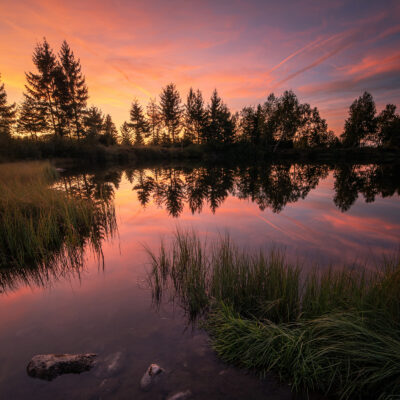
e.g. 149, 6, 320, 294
0, 0, 399, 133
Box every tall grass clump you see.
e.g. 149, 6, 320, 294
148, 230, 400, 399
0, 162, 116, 291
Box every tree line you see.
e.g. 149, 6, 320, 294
0, 39, 399, 150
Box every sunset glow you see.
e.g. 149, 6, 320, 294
1, 0, 399, 133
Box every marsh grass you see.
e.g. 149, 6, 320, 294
148, 230, 400, 399
0, 162, 116, 291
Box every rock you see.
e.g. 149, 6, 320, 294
140, 363, 164, 389
167, 390, 192, 400
27, 353, 97, 381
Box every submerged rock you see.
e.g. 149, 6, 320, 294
27, 353, 97, 381
95, 351, 124, 378
166, 390, 192, 400
140, 363, 164, 389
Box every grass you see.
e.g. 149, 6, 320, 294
0, 161, 116, 291
148, 230, 400, 399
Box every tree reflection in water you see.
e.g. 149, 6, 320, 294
0, 172, 118, 293
2, 162, 398, 292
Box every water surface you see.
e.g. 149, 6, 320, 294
0, 162, 399, 399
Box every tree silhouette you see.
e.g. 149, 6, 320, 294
146, 98, 162, 145
17, 95, 47, 139
160, 83, 182, 143
83, 106, 103, 141
240, 105, 266, 145
120, 121, 132, 146
184, 88, 206, 144
100, 114, 118, 146
341, 92, 377, 147
129, 99, 149, 145
272, 91, 305, 151
376, 104, 400, 148
203, 89, 235, 144
0, 74, 16, 138
59, 41, 88, 140
24, 39, 64, 136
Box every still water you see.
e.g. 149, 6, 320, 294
0, 162, 399, 399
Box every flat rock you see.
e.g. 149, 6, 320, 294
27, 353, 97, 381
140, 363, 164, 389
166, 390, 192, 400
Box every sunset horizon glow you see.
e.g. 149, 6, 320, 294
1, 0, 399, 134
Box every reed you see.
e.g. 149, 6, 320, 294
148, 230, 400, 399
0, 162, 115, 290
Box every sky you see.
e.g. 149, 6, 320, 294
0, 0, 399, 134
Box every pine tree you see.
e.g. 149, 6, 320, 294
24, 38, 65, 136
100, 114, 118, 146
240, 105, 266, 144
0, 74, 17, 138
17, 95, 47, 138
203, 89, 235, 144
83, 106, 103, 141
120, 121, 133, 146
129, 99, 149, 145
146, 98, 162, 145
204, 89, 222, 144
185, 88, 206, 144
160, 83, 182, 143
59, 41, 88, 140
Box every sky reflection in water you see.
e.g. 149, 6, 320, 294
0, 162, 399, 399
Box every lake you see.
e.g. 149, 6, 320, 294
0, 162, 399, 399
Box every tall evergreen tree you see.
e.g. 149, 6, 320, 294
129, 99, 149, 145
100, 114, 118, 146
0, 74, 17, 138
185, 88, 206, 144
17, 95, 47, 138
83, 106, 103, 141
146, 98, 162, 145
159, 83, 182, 143
24, 38, 65, 136
120, 121, 133, 146
240, 105, 265, 145
204, 89, 235, 144
59, 40, 88, 140
341, 92, 377, 147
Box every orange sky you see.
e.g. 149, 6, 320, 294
1, 0, 399, 133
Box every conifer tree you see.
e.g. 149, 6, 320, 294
240, 105, 266, 144
24, 38, 65, 136
204, 89, 235, 144
160, 83, 182, 143
17, 95, 47, 138
59, 40, 88, 140
120, 121, 133, 146
83, 106, 103, 141
0, 74, 17, 138
100, 114, 118, 146
185, 88, 206, 144
129, 99, 149, 145
146, 98, 162, 145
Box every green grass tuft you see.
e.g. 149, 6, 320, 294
0, 161, 116, 291
148, 230, 400, 399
